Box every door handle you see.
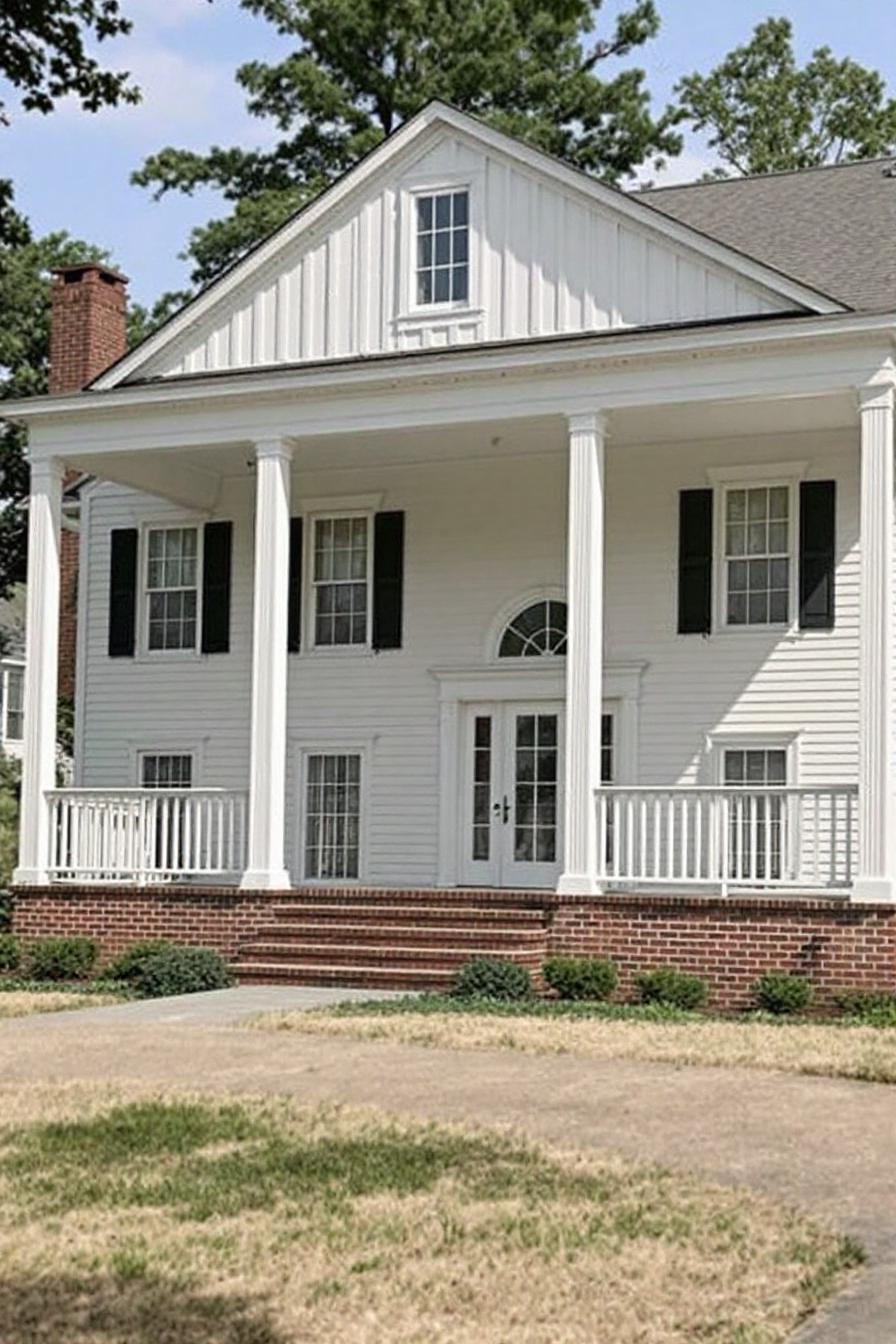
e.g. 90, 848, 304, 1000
492, 795, 509, 824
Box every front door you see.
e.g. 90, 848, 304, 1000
461, 701, 564, 889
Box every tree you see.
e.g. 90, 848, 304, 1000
675, 17, 896, 178
0, 0, 138, 127
0, 224, 108, 596
134, 0, 680, 285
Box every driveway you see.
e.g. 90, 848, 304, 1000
1, 991, 893, 1343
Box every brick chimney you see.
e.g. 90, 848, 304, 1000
48, 263, 129, 702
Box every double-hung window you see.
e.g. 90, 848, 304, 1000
146, 526, 199, 651
416, 189, 469, 305
2, 665, 23, 742
312, 516, 370, 648
304, 752, 362, 880
724, 485, 791, 627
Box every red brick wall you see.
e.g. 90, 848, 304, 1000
10, 886, 896, 1006
49, 265, 128, 704
549, 893, 896, 1008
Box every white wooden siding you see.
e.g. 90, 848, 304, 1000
145, 133, 789, 380
77, 427, 860, 887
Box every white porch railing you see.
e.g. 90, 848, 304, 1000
46, 789, 248, 883
596, 786, 858, 893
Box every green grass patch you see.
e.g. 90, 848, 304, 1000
326, 993, 699, 1023
0, 977, 130, 997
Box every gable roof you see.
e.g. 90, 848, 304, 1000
95, 102, 846, 390
644, 157, 896, 314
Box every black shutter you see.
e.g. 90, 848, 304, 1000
107, 528, 138, 657
678, 489, 713, 635
201, 521, 233, 654
799, 480, 836, 630
287, 517, 303, 652
372, 511, 405, 650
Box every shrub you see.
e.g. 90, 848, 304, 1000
635, 967, 708, 1011
105, 939, 174, 984
0, 932, 20, 972
752, 971, 813, 1016
451, 956, 532, 1001
833, 988, 896, 1027
543, 956, 618, 1001
0, 892, 12, 933
131, 946, 233, 999
27, 936, 97, 982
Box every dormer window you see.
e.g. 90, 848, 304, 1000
416, 190, 469, 305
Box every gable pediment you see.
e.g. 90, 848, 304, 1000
99, 105, 843, 388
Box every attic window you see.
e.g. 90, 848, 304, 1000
416, 190, 469, 304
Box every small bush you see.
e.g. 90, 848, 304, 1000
752, 971, 813, 1016
131, 946, 233, 999
635, 966, 708, 1011
833, 988, 896, 1027
27, 936, 97, 982
0, 931, 20, 972
452, 956, 532, 1001
543, 956, 618, 1001
105, 939, 173, 984
0, 893, 12, 933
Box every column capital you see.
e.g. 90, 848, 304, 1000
253, 436, 294, 462
566, 409, 608, 437
857, 381, 896, 414
28, 455, 65, 488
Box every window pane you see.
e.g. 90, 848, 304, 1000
452, 265, 468, 302
305, 753, 361, 879
434, 268, 450, 302
452, 191, 468, 225
417, 196, 432, 230
434, 230, 450, 265
417, 271, 432, 304
435, 194, 451, 228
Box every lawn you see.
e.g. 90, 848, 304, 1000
253, 995, 896, 1084
0, 988, 123, 1019
0, 1085, 862, 1343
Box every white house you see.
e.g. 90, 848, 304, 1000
6, 102, 896, 916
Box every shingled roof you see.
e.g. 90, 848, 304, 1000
642, 157, 896, 314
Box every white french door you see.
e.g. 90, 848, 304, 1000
461, 701, 564, 889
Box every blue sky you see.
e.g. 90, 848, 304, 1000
2, 0, 895, 306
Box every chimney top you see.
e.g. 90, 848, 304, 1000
49, 263, 129, 394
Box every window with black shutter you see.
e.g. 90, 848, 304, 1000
678, 490, 713, 634
799, 480, 836, 630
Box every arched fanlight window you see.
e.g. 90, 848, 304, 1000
498, 600, 567, 657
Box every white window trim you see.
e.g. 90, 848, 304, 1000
129, 740, 205, 787
293, 740, 370, 886
395, 171, 483, 324
706, 463, 807, 635
0, 659, 25, 746
704, 730, 801, 787
304, 508, 375, 655
136, 518, 204, 661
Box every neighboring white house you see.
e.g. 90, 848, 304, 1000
5, 102, 896, 902
0, 657, 24, 761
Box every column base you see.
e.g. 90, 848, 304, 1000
852, 876, 896, 903
11, 867, 50, 887
239, 868, 292, 892
556, 872, 604, 896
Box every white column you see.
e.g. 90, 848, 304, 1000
241, 437, 293, 890
855, 382, 896, 901
558, 411, 606, 895
13, 457, 64, 885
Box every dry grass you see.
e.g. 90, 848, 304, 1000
0, 990, 120, 1020
0, 1083, 861, 1344
256, 1006, 896, 1084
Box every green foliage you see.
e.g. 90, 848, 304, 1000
130, 946, 233, 998
543, 955, 618, 1001
27, 935, 98, 982
635, 966, 708, 1011
752, 971, 813, 1017
328, 992, 693, 1022
675, 17, 896, 178
134, 0, 680, 284
833, 989, 896, 1027
0, 931, 20, 971
0, 752, 20, 892
452, 956, 532, 1001
104, 939, 174, 984
0, 1, 139, 126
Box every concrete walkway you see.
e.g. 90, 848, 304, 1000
2, 997, 894, 1342
37, 984, 407, 1027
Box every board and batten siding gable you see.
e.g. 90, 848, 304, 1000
140, 131, 794, 380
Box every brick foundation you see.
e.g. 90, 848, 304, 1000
9, 885, 896, 1008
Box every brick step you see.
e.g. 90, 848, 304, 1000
233, 961, 457, 990
265, 902, 549, 928
239, 941, 545, 971
251, 921, 546, 948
